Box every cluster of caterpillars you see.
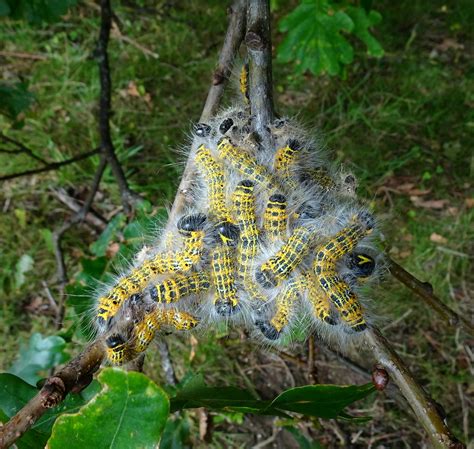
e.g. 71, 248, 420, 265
95, 84, 382, 365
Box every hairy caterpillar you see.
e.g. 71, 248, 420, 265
95, 91, 383, 365
96, 214, 206, 327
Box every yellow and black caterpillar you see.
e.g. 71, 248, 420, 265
95, 100, 382, 365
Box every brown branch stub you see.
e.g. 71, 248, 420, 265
364, 327, 465, 449
388, 257, 473, 336
246, 0, 274, 150
0, 340, 105, 449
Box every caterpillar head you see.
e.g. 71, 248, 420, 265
177, 213, 207, 237
214, 221, 240, 247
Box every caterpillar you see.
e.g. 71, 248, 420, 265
313, 213, 374, 331
257, 225, 316, 288
217, 137, 278, 190
95, 94, 384, 365
149, 271, 211, 304
211, 222, 241, 316
96, 214, 206, 328
195, 145, 232, 223
263, 193, 288, 241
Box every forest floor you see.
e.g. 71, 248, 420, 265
0, 0, 472, 448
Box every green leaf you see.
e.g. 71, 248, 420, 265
159, 415, 190, 449
277, 1, 383, 77
5, 0, 78, 24
277, 0, 354, 77
9, 333, 70, 385
90, 213, 125, 257
346, 6, 384, 58
0, 83, 34, 119
48, 368, 170, 449
270, 383, 375, 419
14, 254, 34, 289
0, 374, 97, 449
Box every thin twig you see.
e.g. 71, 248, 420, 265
363, 327, 465, 449
0, 148, 99, 182
388, 257, 473, 336
0, 340, 105, 449
166, 0, 246, 230
246, 0, 274, 150
157, 339, 177, 386
0, 133, 49, 165
97, 0, 141, 214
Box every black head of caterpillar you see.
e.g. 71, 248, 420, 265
214, 221, 240, 247
194, 122, 212, 137
219, 117, 234, 135
346, 252, 376, 279
177, 213, 207, 236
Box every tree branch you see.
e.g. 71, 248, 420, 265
0, 148, 99, 182
363, 327, 465, 449
246, 0, 274, 150
0, 340, 105, 449
0, 133, 49, 165
388, 257, 473, 336
166, 0, 246, 230
97, 0, 141, 214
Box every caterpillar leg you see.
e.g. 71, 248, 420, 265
150, 271, 211, 304
217, 137, 278, 190
304, 272, 336, 325
274, 140, 301, 189
211, 222, 241, 316
257, 226, 316, 288
96, 214, 206, 328
263, 193, 288, 241
313, 213, 374, 331
195, 145, 232, 222
256, 277, 302, 340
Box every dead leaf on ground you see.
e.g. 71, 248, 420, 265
410, 197, 448, 209
106, 242, 120, 258
430, 233, 448, 244
465, 198, 474, 209
436, 38, 464, 52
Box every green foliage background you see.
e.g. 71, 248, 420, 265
0, 0, 472, 447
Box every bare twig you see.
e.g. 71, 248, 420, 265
388, 257, 473, 336
246, 0, 274, 149
0, 340, 105, 449
0, 133, 49, 165
166, 0, 246, 229
363, 327, 465, 449
52, 188, 107, 231
97, 0, 141, 214
157, 339, 177, 386
0, 148, 99, 182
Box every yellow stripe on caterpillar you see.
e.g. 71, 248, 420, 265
150, 271, 211, 304
304, 271, 336, 325
232, 180, 259, 281
240, 63, 249, 104
274, 140, 301, 189
217, 137, 278, 189
257, 226, 316, 288
263, 193, 288, 241
195, 144, 232, 222
211, 222, 240, 316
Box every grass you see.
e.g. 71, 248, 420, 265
0, 0, 472, 447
